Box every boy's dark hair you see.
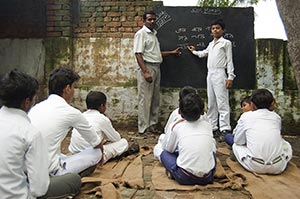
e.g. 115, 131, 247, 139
143, 11, 156, 21
211, 19, 225, 30
48, 67, 80, 96
240, 96, 251, 107
179, 86, 198, 101
0, 69, 38, 108
250, 89, 274, 109
86, 91, 107, 110
179, 93, 204, 121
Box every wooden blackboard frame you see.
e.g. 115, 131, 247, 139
154, 6, 256, 89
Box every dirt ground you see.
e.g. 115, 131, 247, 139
61, 127, 300, 199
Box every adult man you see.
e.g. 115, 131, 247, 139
29, 67, 103, 177
0, 69, 81, 199
134, 10, 181, 134
188, 19, 236, 139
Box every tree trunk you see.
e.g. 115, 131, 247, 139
276, 0, 300, 105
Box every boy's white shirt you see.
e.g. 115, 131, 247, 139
192, 36, 236, 80
69, 109, 122, 153
0, 106, 49, 198
162, 116, 216, 177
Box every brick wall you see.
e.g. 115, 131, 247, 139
46, 0, 163, 38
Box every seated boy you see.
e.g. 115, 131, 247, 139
153, 86, 200, 161
69, 91, 139, 163
0, 69, 81, 198
29, 67, 103, 177
225, 96, 251, 146
160, 93, 216, 185
232, 88, 292, 174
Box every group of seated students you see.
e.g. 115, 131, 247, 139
0, 67, 138, 198
0, 67, 294, 198
154, 86, 293, 185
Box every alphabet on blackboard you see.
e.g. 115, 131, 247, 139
177, 43, 189, 49
202, 8, 222, 15
224, 33, 234, 39
178, 35, 188, 41
156, 10, 172, 30
191, 34, 205, 39
175, 27, 186, 33
190, 8, 222, 15
192, 27, 203, 32
196, 42, 207, 48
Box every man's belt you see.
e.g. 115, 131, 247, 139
247, 155, 282, 165
144, 61, 160, 65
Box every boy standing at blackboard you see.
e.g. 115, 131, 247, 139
187, 19, 236, 141
133, 11, 181, 134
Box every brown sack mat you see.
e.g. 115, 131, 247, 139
227, 158, 300, 199
152, 157, 245, 191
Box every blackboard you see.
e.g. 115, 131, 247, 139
154, 6, 255, 89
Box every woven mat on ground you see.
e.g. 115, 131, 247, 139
80, 148, 151, 198
227, 158, 300, 199
152, 157, 247, 191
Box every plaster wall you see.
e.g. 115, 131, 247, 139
0, 38, 299, 134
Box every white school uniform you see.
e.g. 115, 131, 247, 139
162, 117, 216, 177
28, 94, 102, 176
0, 106, 49, 199
192, 37, 235, 131
232, 109, 292, 174
69, 109, 128, 163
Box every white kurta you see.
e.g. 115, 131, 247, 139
233, 109, 292, 174
162, 118, 216, 177
0, 106, 49, 199
28, 94, 101, 174
69, 109, 128, 162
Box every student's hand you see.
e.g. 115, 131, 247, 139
98, 155, 104, 166
143, 71, 153, 83
226, 80, 233, 89
96, 143, 104, 166
187, 45, 196, 52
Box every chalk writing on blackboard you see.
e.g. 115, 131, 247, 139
156, 10, 172, 30
224, 33, 234, 39
192, 27, 203, 32
175, 27, 186, 33
190, 8, 222, 15
191, 34, 205, 39
178, 35, 188, 41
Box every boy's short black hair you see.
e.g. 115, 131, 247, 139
250, 89, 274, 109
211, 19, 225, 30
86, 91, 107, 110
143, 11, 156, 21
0, 69, 38, 108
179, 93, 204, 121
240, 96, 251, 107
48, 67, 80, 96
179, 86, 198, 101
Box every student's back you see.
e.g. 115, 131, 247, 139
168, 118, 215, 176
234, 109, 283, 160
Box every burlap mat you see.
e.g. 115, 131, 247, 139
227, 157, 300, 199
80, 148, 151, 198
152, 157, 247, 191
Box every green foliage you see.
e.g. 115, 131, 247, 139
197, 0, 259, 7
